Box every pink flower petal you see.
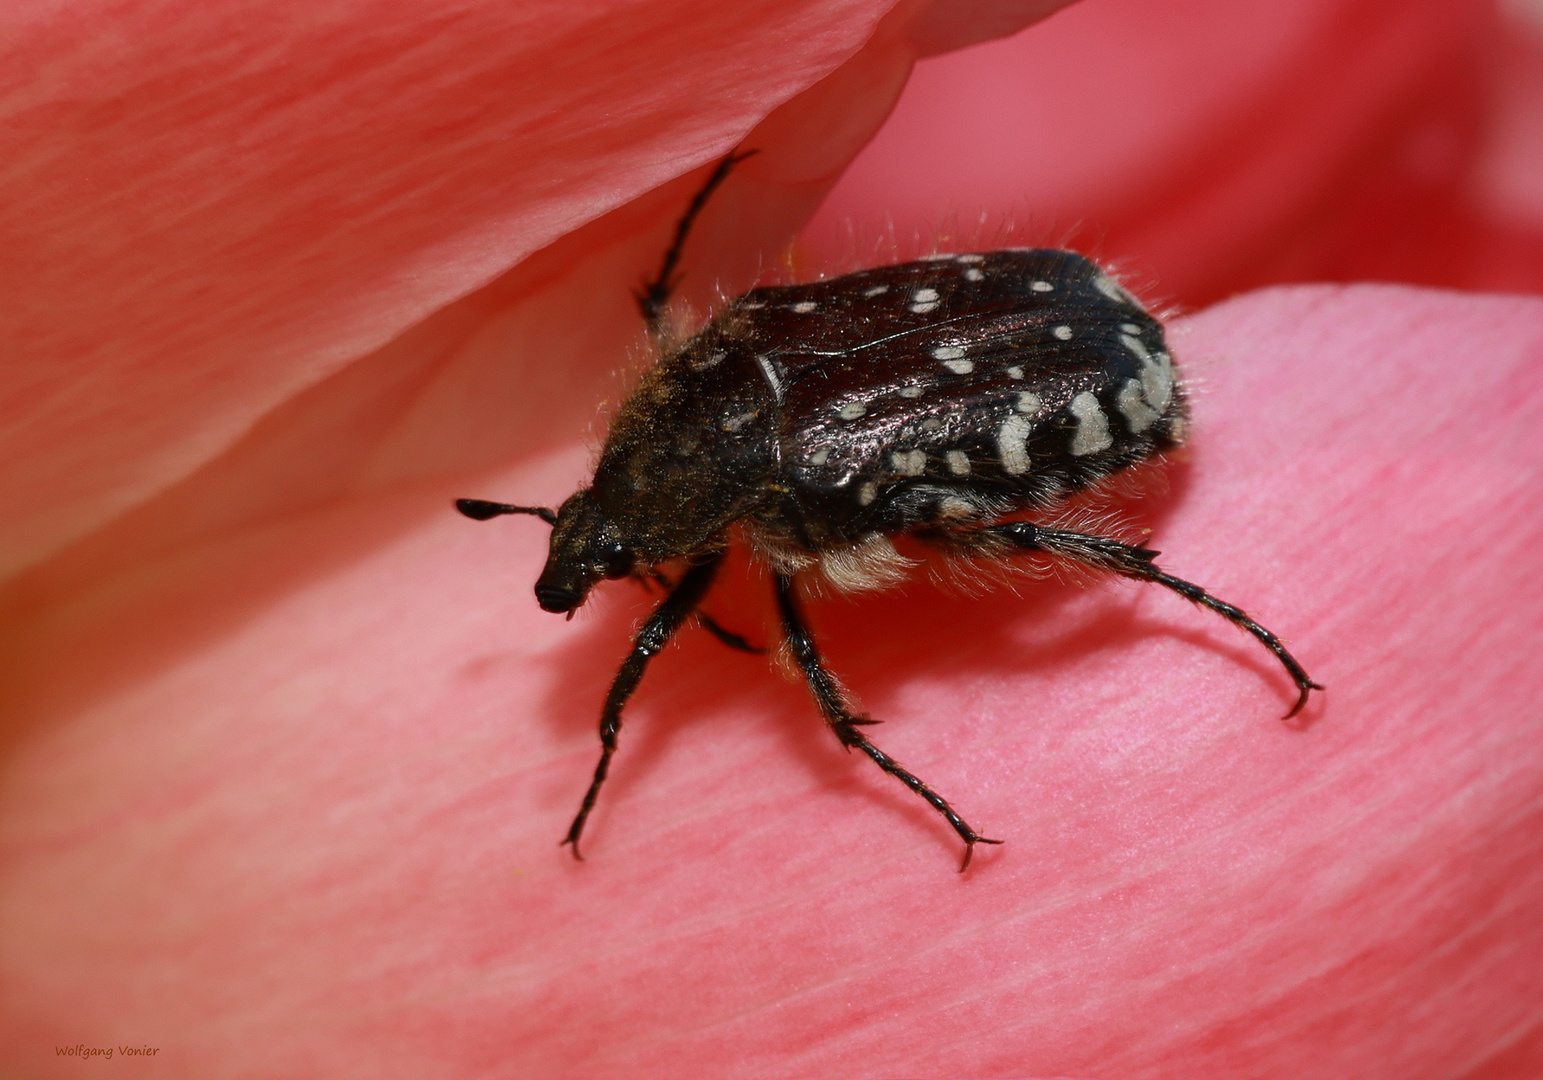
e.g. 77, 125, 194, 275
4, 1, 1542, 1076
809, 0, 1543, 306
4, 283, 1540, 1074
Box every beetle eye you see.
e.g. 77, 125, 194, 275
599, 542, 633, 579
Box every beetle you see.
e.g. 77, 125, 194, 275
458, 153, 1322, 869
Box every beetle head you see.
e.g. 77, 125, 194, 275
534, 489, 635, 614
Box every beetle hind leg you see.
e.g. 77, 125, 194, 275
774, 574, 1002, 871
989, 522, 1323, 717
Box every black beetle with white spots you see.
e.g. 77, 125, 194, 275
459, 154, 1322, 870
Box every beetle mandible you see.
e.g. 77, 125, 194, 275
458, 152, 1322, 870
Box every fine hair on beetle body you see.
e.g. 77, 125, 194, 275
457, 150, 1323, 871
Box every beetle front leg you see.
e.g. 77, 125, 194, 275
774, 574, 1002, 871
990, 522, 1324, 717
563, 551, 725, 858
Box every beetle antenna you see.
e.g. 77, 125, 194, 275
455, 499, 558, 527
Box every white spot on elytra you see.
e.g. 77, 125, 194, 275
1006, 366, 1024, 379
1120, 333, 1151, 362
945, 450, 971, 476
964, 268, 985, 282
1053, 325, 1074, 340
1069, 391, 1113, 455
1031, 280, 1054, 292
996, 415, 1032, 474
741, 301, 765, 310
919, 417, 943, 432
910, 286, 940, 313
1120, 323, 1142, 334
791, 300, 818, 313
898, 385, 924, 398
857, 481, 878, 506
891, 449, 926, 475
1120, 334, 1174, 415
1143, 351, 1175, 414
838, 401, 867, 420
1117, 378, 1160, 433
932, 345, 966, 360
1094, 273, 1135, 305
863, 284, 889, 297
1015, 391, 1042, 414
942, 359, 974, 374
809, 447, 830, 466
956, 253, 985, 264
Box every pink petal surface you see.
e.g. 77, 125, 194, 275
3, 286, 1541, 1077
809, 0, 1543, 306
0, 0, 917, 579
5, 0, 1543, 1076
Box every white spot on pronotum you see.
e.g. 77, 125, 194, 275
1094, 273, 1135, 305
1015, 391, 1042, 414
996, 414, 1032, 474
1117, 378, 1160, 433
942, 359, 974, 374
1053, 325, 1074, 341
754, 354, 784, 402
691, 349, 726, 371
898, 385, 924, 398
1069, 391, 1113, 455
964, 268, 985, 282
791, 300, 818, 313
932, 345, 966, 360
857, 481, 878, 506
863, 284, 889, 297
838, 401, 867, 420
956, 253, 985, 264
945, 450, 971, 476
891, 449, 926, 475
1006, 366, 1024, 379
1031, 280, 1054, 292
1120, 323, 1142, 334
721, 411, 756, 432
809, 447, 830, 466
921, 252, 955, 261
740, 301, 765, 310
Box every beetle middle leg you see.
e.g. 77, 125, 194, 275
774, 574, 1002, 871
645, 569, 764, 653
563, 551, 725, 858
635, 149, 757, 339
988, 522, 1323, 717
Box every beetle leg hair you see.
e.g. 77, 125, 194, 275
635, 148, 758, 339
989, 522, 1323, 718
774, 574, 1002, 871
563, 551, 725, 858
